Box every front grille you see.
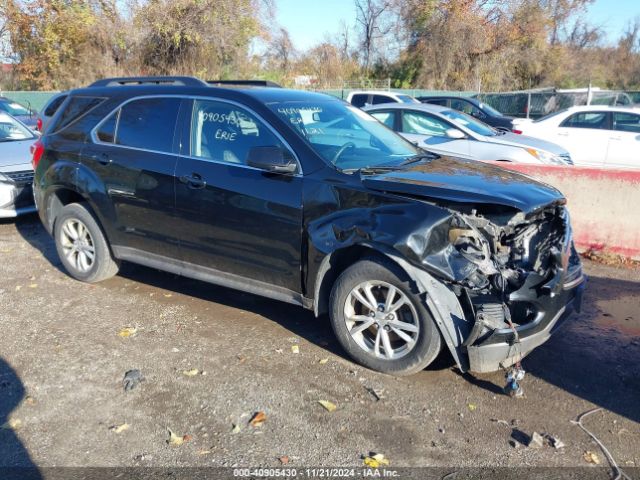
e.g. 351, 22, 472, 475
5, 170, 34, 185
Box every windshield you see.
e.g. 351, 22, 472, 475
0, 100, 32, 116
0, 114, 36, 141
269, 100, 422, 171
440, 109, 497, 136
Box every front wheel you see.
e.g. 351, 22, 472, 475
54, 202, 119, 283
329, 258, 442, 376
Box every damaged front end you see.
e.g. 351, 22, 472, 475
432, 202, 585, 372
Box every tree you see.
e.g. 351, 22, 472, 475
354, 0, 392, 73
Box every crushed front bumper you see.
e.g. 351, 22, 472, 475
466, 267, 585, 373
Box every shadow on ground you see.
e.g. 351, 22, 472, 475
13, 215, 640, 425
0, 358, 41, 479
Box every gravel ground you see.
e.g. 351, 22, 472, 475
0, 214, 639, 475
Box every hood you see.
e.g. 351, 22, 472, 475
0, 138, 36, 170
360, 156, 564, 214
483, 132, 567, 155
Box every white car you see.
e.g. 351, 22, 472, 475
363, 103, 572, 165
513, 106, 640, 168
346, 90, 420, 108
0, 112, 38, 217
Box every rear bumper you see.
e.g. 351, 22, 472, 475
466, 272, 585, 373
0, 182, 36, 218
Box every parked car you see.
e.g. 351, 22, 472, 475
0, 112, 38, 217
0, 96, 38, 130
513, 106, 640, 168
346, 90, 420, 108
33, 76, 584, 376
36, 92, 68, 132
363, 103, 572, 165
418, 96, 515, 131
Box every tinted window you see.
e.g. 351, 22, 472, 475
116, 98, 180, 152
613, 112, 640, 133
190, 99, 288, 166
370, 111, 396, 129
97, 110, 118, 143
372, 95, 395, 104
561, 112, 607, 129
440, 109, 496, 136
44, 95, 67, 117
402, 111, 450, 136
54, 96, 105, 131
424, 98, 448, 106
350, 94, 368, 108
451, 99, 482, 117
396, 95, 419, 104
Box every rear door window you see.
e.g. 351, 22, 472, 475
115, 98, 181, 152
560, 111, 608, 129
612, 112, 640, 133
402, 111, 450, 136
372, 95, 395, 104
424, 98, 448, 106
350, 94, 369, 108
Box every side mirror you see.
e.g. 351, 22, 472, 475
246, 146, 297, 174
445, 128, 466, 139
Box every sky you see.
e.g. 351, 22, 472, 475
274, 0, 640, 51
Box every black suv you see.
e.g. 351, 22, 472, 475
33, 76, 584, 376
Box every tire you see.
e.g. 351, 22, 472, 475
54, 202, 119, 283
329, 257, 442, 376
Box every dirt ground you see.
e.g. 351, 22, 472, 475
1, 214, 639, 476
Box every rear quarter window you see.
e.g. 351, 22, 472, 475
44, 95, 68, 117
49, 96, 105, 133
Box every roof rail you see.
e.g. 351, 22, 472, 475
207, 80, 282, 88
89, 76, 208, 88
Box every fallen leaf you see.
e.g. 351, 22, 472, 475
28, 283, 37, 288
249, 411, 267, 427
25, 396, 35, 405
278, 455, 290, 465
182, 434, 193, 442
318, 358, 329, 364
275, 349, 283, 354
584, 451, 601, 465
118, 327, 137, 338
318, 400, 337, 412
237, 355, 247, 363
291, 345, 299, 354
467, 403, 477, 411
167, 428, 189, 446
109, 423, 130, 434
15, 285, 21, 291
163, 293, 173, 298
363, 453, 389, 468
198, 449, 212, 455
182, 368, 200, 377
231, 424, 241, 434
1, 419, 22, 430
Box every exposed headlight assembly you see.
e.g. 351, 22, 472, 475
526, 148, 566, 165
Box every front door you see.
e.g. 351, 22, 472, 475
173, 99, 304, 293
556, 111, 610, 166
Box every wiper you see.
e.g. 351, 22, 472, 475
400, 153, 437, 165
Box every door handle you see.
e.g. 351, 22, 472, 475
179, 173, 207, 189
557, 132, 569, 136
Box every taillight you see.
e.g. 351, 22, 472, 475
512, 129, 523, 135
36, 117, 43, 131
31, 140, 44, 169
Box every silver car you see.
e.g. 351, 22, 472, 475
363, 103, 572, 165
0, 112, 38, 217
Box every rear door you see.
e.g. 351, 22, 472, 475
606, 111, 640, 168
173, 98, 304, 293
556, 111, 610, 166
82, 96, 182, 258
399, 109, 471, 158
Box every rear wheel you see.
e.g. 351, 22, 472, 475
54, 203, 119, 283
329, 258, 442, 376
